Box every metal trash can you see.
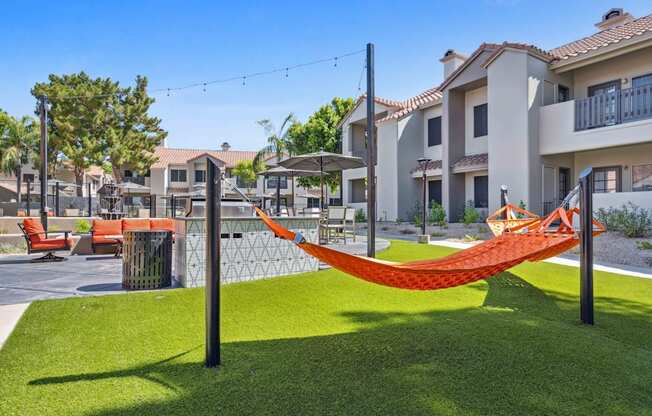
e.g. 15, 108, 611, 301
122, 230, 172, 290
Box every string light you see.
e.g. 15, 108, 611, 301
40, 48, 365, 101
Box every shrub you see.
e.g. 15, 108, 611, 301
430, 231, 446, 238
595, 203, 651, 238
414, 213, 422, 227
399, 228, 416, 235
354, 209, 366, 223
462, 200, 480, 226
636, 241, 652, 250
74, 219, 92, 234
428, 202, 446, 226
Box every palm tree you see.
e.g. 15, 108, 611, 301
254, 114, 294, 213
0, 114, 40, 209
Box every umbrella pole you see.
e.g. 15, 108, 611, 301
291, 173, 295, 214
276, 177, 281, 214
320, 157, 324, 210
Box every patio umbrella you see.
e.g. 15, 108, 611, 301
259, 166, 323, 212
278, 151, 365, 209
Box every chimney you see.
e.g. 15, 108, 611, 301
221, 141, 231, 152
595, 8, 634, 30
440, 49, 467, 80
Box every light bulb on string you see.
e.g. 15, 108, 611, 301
242, 76, 246, 86
285, 68, 289, 78
203, 83, 207, 93
167, 88, 170, 97
334, 57, 338, 67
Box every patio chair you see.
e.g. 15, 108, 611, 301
322, 206, 346, 244
343, 207, 356, 242
18, 218, 72, 262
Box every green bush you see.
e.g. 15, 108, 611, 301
354, 209, 366, 223
595, 203, 651, 238
636, 241, 652, 250
414, 213, 422, 227
74, 219, 92, 234
462, 200, 481, 226
428, 202, 446, 226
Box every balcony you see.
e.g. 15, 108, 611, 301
122, 176, 146, 185
575, 85, 652, 131
539, 87, 652, 155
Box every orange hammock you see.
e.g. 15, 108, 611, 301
254, 206, 604, 291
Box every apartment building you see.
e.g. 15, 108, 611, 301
122, 144, 337, 211
341, 8, 652, 221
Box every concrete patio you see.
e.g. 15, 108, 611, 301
0, 237, 390, 305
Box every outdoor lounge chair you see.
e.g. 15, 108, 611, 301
343, 207, 356, 242
18, 218, 73, 262
322, 206, 346, 244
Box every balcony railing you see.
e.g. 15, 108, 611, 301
122, 176, 146, 185
575, 84, 652, 131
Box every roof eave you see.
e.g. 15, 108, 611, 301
550, 32, 652, 73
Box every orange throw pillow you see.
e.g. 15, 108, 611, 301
92, 220, 122, 236
122, 218, 151, 232
23, 218, 45, 243
149, 218, 175, 233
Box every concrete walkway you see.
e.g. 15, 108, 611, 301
429, 240, 652, 279
0, 303, 30, 349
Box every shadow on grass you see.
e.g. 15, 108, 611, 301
26, 272, 652, 416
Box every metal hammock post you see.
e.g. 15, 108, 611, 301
366, 42, 376, 258
578, 167, 594, 325
87, 183, 92, 217
38, 95, 49, 231
205, 157, 222, 368
500, 185, 508, 220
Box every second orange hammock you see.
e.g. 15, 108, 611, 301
254, 207, 603, 291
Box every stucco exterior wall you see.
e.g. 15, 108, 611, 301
464, 86, 488, 155
376, 120, 399, 221
487, 51, 530, 213
150, 167, 167, 195
396, 113, 423, 221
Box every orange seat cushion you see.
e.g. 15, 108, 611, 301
149, 218, 175, 233
92, 220, 122, 236
122, 219, 151, 232
23, 218, 46, 243
92, 235, 123, 245
31, 238, 72, 251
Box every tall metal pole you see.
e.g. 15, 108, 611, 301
366, 42, 376, 258
55, 181, 60, 217
150, 194, 157, 218
170, 194, 176, 218
579, 167, 594, 325
87, 182, 92, 217
38, 96, 49, 231
205, 158, 221, 367
421, 170, 427, 235
26, 180, 31, 216
276, 177, 281, 214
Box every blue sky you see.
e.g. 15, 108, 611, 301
2, 0, 650, 151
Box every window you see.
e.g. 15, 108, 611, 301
350, 178, 366, 203
632, 73, 652, 89
266, 176, 287, 189
170, 169, 187, 182
427, 117, 442, 146
307, 198, 320, 208
558, 85, 570, 103
473, 104, 488, 137
124, 170, 133, 178
194, 170, 206, 183
473, 175, 488, 208
329, 198, 342, 206
428, 180, 442, 206
593, 166, 621, 193
632, 164, 652, 192
22, 173, 35, 183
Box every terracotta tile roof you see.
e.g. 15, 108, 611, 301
482, 42, 555, 68
452, 153, 488, 172
151, 147, 257, 169
549, 12, 652, 61
410, 159, 442, 174
377, 87, 443, 123
357, 93, 406, 109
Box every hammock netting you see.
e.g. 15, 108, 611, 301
254, 205, 603, 291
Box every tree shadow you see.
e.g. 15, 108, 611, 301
24, 272, 652, 416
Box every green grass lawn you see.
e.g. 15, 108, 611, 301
1, 240, 652, 416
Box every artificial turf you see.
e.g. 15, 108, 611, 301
1, 240, 651, 415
